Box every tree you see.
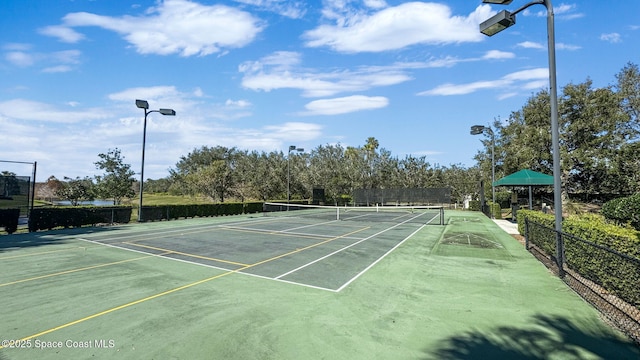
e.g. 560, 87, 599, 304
94, 148, 135, 205
170, 146, 240, 201
615, 62, 640, 132
56, 177, 95, 206
36, 176, 64, 202
560, 81, 629, 196
1, 171, 20, 198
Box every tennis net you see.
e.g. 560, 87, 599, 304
263, 202, 444, 225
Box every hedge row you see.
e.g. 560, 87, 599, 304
468, 200, 501, 219
601, 193, 640, 230
28, 207, 133, 232
139, 202, 263, 222
0, 208, 20, 234
517, 209, 640, 307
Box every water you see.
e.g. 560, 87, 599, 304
54, 200, 116, 206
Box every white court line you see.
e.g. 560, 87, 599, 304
77, 211, 439, 293
336, 224, 425, 292
274, 212, 431, 282
78, 237, 338, 292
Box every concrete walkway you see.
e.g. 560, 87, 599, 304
493, 219, 520, 235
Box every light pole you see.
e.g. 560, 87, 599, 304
135, 99, 176, 222
471, 125, 495, 217
480, 0, 563, 270
287, 145, 304, 203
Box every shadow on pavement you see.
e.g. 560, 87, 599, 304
428, 314, 640, 359
0, 226, 123, 252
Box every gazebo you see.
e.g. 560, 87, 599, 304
493, 169, 554, 216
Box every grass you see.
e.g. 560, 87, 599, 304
121, 193, 218, 206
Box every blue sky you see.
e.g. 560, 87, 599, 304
1, 0, 638, 182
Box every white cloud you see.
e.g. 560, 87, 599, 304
556, 43, 581, 50
43, 0, 264, 57
42, 65, 73, 73
303, 3, 490, 53
38, 25, 85, 43
0, 99, 110, 123
3, 47, 81, 71
263, 122, 322, 141
301, 95, 389, 115
418, 68, 548, 96
4, 51, 35, 67
600, 33, 621, 43
517, 41, 545, 49
225, 99, 252, 108
234, 0, 306, 19
482, 50, 515, 60
523, 3, 583, 19
240, 52, 411, 97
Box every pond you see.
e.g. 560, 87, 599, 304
54, 200, 116, 206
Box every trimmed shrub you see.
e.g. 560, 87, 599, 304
517, 209, 640, 307
602, 193, 640, 230
0, 208, 20, 234
28, 206, 132, 232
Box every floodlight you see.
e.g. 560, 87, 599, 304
480, 10, 515, 36
470, 125, 485, 135
482, 0, 513, 4
136, 99, 149, 109
159, 108, 176, 116
289, 145, 297, 151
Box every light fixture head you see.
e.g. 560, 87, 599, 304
289, 145, 297, 151
470, 125, 485, 135
482, 0, 513, 4
297, 148, 304, 152
480, 10, 515, 36
135, 99, 149, 110
159, 108, 176, 116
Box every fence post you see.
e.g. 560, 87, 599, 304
524, 217, 529, 250
556, 230, 565, 278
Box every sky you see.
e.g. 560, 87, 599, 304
1, 0, 638, 182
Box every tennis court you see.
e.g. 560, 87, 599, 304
1, 208, 638, 359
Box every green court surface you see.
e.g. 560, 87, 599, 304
0, 210, 638, 359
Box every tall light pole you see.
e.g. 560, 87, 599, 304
287, 145, 304, 203
471, 125, 495, 217
480, 0, 563, 271
135, 99, 176, 222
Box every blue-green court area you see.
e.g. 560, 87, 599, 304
0, 210, 638, 359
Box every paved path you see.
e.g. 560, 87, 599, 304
493, 219, 520, 235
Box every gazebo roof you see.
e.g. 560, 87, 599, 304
493, 169, 553, 187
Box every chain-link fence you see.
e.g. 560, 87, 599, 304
524, 218, 640, 344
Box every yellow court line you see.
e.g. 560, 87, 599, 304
122, 242, 250, 267
0, 254, 166, 288
0, 246, 95, 260
248, 226, 371, 267
0, 225, 371, 349
1, 271, 236, 348
218, 225, 332, 240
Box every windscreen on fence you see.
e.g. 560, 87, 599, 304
0, 174, 31, 212
352, 187, 451, 206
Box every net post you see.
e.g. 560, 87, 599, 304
440, 206, 444, 225
336, 206, 340, 220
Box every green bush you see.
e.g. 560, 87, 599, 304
602, 193, 640, 230
489, 201, 501, 219
139, 202, 263, 222
29, 207, 132, 232
517, 209, 640, 307
0, 208, 20, 234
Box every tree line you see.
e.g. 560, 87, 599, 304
38, 62, 640, 207
474, 62, 640, 202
